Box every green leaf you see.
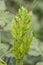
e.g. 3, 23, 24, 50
28, 37, 43, 56
0, 43, 9, 56
0, 58, 7, 65
29, 37, 40, 56
36, 62, 43, 65
0, 0, 6, 10
0, 11, 14, 31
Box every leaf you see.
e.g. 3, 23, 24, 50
0, 0, 6, 10
28, 37, 40, 56
0, 43, 9, 57
28, 37, 43, 56
36, 62, 43, 65
0, 58, 7, 65
0, 11, 14, 30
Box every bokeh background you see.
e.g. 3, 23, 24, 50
0, 0, 43, 65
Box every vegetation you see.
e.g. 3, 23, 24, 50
11, 7, 32, 65
0, 0, 43, 65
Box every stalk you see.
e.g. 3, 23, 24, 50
16, 59, 23, 65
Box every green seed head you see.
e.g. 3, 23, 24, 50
11, 7, 32, 60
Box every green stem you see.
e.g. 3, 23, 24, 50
16, 59, 23, 65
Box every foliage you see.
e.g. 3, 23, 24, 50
0, 58, 7, 65
32, 0, 43, 41
0, 0, 43, 65
36, 62, 43, 65
0, 0, 6, 10
5, 0, 34, 13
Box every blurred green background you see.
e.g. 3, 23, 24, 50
0, 0, 43, 65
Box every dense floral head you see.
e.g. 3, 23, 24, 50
12, 7, 32, 40
11, 7, 32, 60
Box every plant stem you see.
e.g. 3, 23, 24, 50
16, 59, 23, 65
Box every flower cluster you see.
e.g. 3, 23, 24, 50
11, 7, 32, 60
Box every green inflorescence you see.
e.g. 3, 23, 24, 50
11, 7, 32, 60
